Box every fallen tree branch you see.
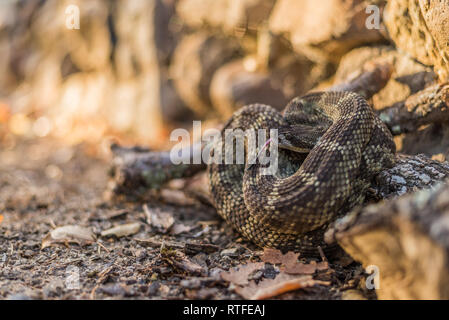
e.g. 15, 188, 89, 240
324, 178, 449, 299
378, 83, 449, 135
328, 60, 393, 100
106, 143, 206, 200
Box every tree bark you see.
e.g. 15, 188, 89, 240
378, 83, 449, 135
325, 178, 449, 299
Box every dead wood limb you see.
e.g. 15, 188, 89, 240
328, 61, 394, 100
324, 179, 449, 299
378, 83, 449, 135
370, 153, 449, 200
107, 143, 206, 199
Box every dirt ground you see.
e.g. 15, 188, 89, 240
0, 137, 369, 300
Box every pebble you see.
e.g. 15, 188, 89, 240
220, 248, 239, 257
147, 282, 161, 296
7, 293, 33, 300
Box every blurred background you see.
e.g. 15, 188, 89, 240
0, 0, 447, 155
0, 0, 385, 151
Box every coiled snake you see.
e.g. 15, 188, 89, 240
208, 92, 396, 256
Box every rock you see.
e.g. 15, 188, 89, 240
153, 0, 179, 64
210, 52, 323, 118
0, 1, 17, 93
176, 0, 276, 34
419, 0, 449, 82
7, 293, 33, 300
147, 281, 161, 296
341, 289, 368, 300
100, 283, 131, 297
170, 33, 241, 116
210, 58, 288, 118
180, 278, 202, 289
2, 0, 184, 145
335, 46, 437, 110
377, 83, 449, 135
101, 222, 142, 238
160, 74, 194, 124
107, 0, 169, 144
42, 225, 96, 248
177, 0, 227, 30
43, 279, 65, 298
384, 0, 449, 82
326, 181, 449, 299
269, 0, 386, 64
400, 124, 449, 160
220, 247, 240, 257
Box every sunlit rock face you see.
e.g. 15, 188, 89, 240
0, 0, 180, 146
384, 0, 449, 83
1, 0, 446, 149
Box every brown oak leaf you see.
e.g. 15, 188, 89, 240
220, 262, 265, 286
235, 273, 330, 300
261, 248, 328, 275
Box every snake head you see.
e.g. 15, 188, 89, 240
278, 123, 325, 153
279, 96, 332, 153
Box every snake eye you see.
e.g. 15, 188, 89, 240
296, 100, 304, 108
290, 98, 304, 109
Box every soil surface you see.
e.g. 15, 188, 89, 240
0, 138, 369, 300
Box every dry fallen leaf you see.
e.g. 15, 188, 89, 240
42, 225, 96, 248
102, 209, 129, 220
262, 248, 328, 275
262, 248, 300, 265
159, 189, 196, 206
166, 178, 186, 189
235, 273, 330, 300
100, 222, 141, 238
220, 262, 265, 286
170, 223, 193, 235
143, 204, 174, 233
0, 214, 3, 224
284, 260, 328, 274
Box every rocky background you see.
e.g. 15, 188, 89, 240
0, 0, 447, 157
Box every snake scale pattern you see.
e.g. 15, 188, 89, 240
208, 91, 396, 256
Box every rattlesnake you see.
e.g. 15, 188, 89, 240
208, 91, 396, 256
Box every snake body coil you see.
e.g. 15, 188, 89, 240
208, 92, 396, 255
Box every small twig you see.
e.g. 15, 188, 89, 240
90, 265, 115, 300
96, 241, 110, 253
317, 246, 328, 263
